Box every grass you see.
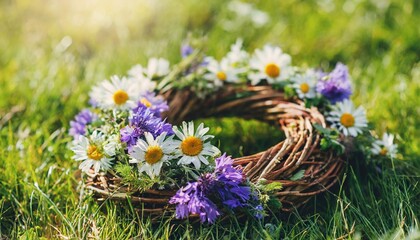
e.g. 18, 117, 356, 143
0, 0, 419, 238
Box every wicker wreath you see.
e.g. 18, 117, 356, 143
70, 41, 390, 224
84, 85, 344, 218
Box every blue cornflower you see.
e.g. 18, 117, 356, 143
316, 63, 352, 104
169, 182, 221, 224
188, 189, 220, 224
120, 104, 173, 150
69, 109, 97, 138
170, 153, 251, 223
213, 154, 251, 209
120, 126, 142, 148
254, 204, 264, 220
215, 153, 244, 183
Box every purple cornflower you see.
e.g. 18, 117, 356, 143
69, 109, 97, 138
254, 204, 264, 220
120, 104, 173, 150
169, 182, 221, 224
181, 43, 194, 58
213, 154, 251, 209
170, 153, 251, 223
215, 153, 244, 183
316, 63, 352, 104
120, 126, 142, 148
138, 92, 169, 117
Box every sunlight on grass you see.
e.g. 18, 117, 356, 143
0, 0, 419, 238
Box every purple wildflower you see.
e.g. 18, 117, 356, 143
213, 154, 251, 209
188, 189, 220, 224
215, 153, 244, 183
130, 104, 174, 137
169, 182, 221, 224
175, 204, 189, 219
170, 182, 195, 219
170, 153, 251, 223
138, 91, 169, 117
215, 182, 251, 209
69, 109, 97, 138
120, 126, 142, 149
181, 43, 194, 58
120, 104, 173, 150
254, 204, 264, 220
316, 63, 352, 104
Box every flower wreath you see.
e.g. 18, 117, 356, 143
70, 39, 398, 224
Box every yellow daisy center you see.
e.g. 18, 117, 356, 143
216, 71, 227, 81
140, 98, 152, 108
113, 89, 129, 105
379, 147, 388, 156
144, 146, 164, 165
264, 63, 280, 78
300, 83, 310, 93
87, 145, 103, 160
340, 113, 355, 128
181, 136, 203, 156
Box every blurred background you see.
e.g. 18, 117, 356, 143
1, 0, 418, 156
0, 0, 419, 238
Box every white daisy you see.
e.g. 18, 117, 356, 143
89, 75, 143, 110
204, 57, 242, 87
371, 133, 398, 158
327, 100, 368, 137
225, 39, 249, 66
145, 58, 170, 79
173, 122, 219, 169
71, 131, 116, 173
129, 132, 176, 178
127, 64, 145, 79
248, 45, 293, 85
291, 69, 318, 99
127, 64, 157, 92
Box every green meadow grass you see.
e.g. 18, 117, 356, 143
0, 0, 419, 239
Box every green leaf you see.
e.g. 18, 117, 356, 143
115, 163, 133, 178
114, 163, 162, 192
290, 169, 305, 181
313, 123, 332, 135
263, 182, 283, 192
320, 138, 330, 150
283, 85, 295, 98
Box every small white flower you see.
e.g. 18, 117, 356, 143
228, 1, 253, 16
204, 57, 242, 87
127, 64, 145, 79
71, 131, 116, 173
127, 64, 157, 92
248, 45, 293, 85
145, 58, 170, 79
225, 39, 249, 66
227, 1, 269, 27
173, 122, 219, 169
89, 75, 143, 110
250, 10, 269, 27
129, 132, 176, 178
327, 100, 368, 137
372, 133, 398, 158
291, 69, 318, 99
